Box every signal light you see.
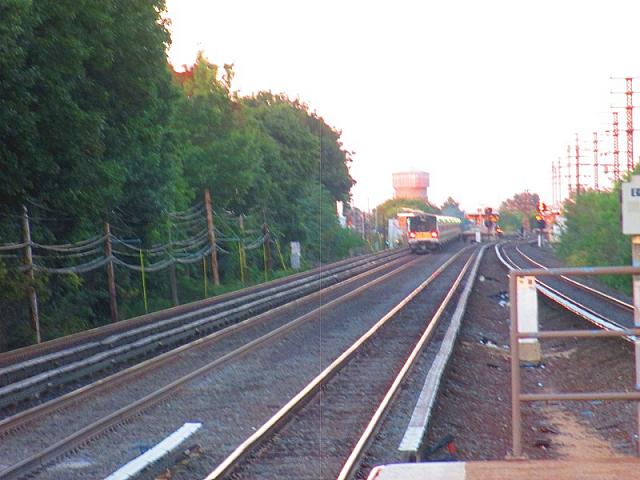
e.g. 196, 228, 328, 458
431, 231, 439, 238
409, 231, 416, 238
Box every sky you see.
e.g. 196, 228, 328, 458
165, 0, 640, 213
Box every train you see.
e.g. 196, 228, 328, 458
401, 211, 463, 253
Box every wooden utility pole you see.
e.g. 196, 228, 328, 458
262, 221, 272, 279
239, 214, 246, 285
22, 206, 41, 343
169, 265, 179, 306
204, 189, 220, 286
103, 222, 119, 323
167, 224, 179, 306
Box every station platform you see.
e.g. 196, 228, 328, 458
367, 458, 640, 480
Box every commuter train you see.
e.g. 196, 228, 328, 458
404, 212, 462, 253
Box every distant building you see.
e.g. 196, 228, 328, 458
392, 171, 429, 202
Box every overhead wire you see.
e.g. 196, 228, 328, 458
0, 202, 272, 277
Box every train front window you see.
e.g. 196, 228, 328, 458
408, 216, 436, 232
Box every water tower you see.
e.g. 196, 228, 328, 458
392, 171, 429, 202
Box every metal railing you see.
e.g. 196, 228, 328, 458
509, 265, 640, 458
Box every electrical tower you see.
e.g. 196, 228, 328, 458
551, 158, 562, 208
626, 77, 634, 172
611, 76, 639, 173
566, 145, 573, 194
593, 131, 599, 190
575, 134, 581, 194
613, 111, 620, 180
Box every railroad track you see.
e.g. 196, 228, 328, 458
0, 245, 448, 480
201, 245, 483, 480
495, 241, 634, 335
0, 248, 410, 413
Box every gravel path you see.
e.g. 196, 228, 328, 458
422, 245, 637, 463
17, 245, 466, 479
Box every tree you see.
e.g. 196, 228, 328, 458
0, 0, 184, 348
440, 197, 465, 218
172, 53, 264, 213
499, 191, 540, 231
556, 188, 630, 292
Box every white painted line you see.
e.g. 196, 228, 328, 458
104, 422, 201, 480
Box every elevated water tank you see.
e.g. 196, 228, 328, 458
392, 171, 429, 202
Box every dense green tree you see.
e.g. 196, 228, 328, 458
172, 54, 263, 213
556, 189, 630, 291
440, 197, 465, 218
0, 6, 360, 351
0, 0, 184, 349
499, 191, 540, 231
0, 0, 36, 206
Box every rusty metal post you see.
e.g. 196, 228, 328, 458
509, 271, 522, 457
103, 223, 118, 323
21, 206, 41, 343
632, 235, 640, 454
204, 189, 220, 287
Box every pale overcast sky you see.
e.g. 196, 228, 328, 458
165, 0, 640, 212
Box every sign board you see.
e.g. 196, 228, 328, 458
622, 175, 640, 235
290, 241, 301, 270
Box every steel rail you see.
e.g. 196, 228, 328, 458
202, 246, 476, 480
495, 243, 631, 339
0, 251, 410, 407
0, 252, 427, 480
337, 246, 486, 480
0, 253, 412, 438
515, 244, 632, 310
0, 248, 406, 368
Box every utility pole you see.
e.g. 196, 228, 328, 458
167, 223, 179, 306
22, 206, 40, 343
239, 214, 246, 285
613, 111, 621, 180
103, 222, 118, 323
557, 159, 562, 207
627, 77, 634, 172
593, 132, 599, 190
611, 76, 639, 174
262, 221, 272, 280
566, 145, 573, 195
551, 162, 556, 208
204, 189, 220, 287
575, 134, 581, 195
